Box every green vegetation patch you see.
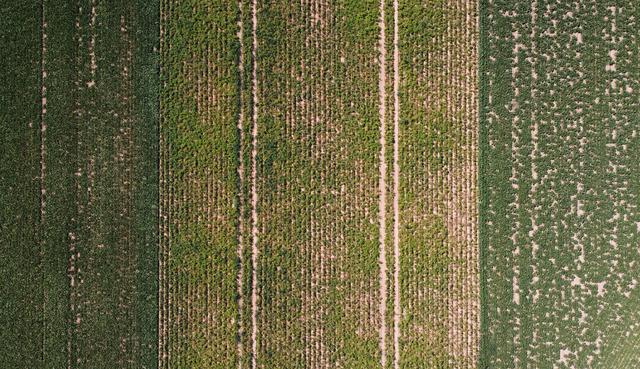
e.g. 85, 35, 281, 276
479, 1, 640, 367
1, 1, 158, 368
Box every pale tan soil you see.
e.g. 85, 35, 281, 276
249, 0, 260, 366
391, 0, 401, 367
376, 0, 389, 366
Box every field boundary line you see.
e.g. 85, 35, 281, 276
377, 0, 389, 367
249, 0, 259, 367
391, 0, 401, 367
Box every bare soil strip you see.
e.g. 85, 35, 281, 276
249, 0, 260, 367
391, 1, 401, 368
377, 0, 389, 367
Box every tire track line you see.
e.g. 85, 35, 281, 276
377, 0, 389, 366
391, 0, 401, 367
249, 0, 260, 366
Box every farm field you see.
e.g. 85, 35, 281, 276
3, 1, 640, 369
398, 0, 479, 367
1, 1, 158, 368
159, 0, 479, 368
479, 0, 640, 368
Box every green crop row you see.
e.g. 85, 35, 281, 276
253, 0, 381, 367
159, 0, 241, 367
399, 0, 479, 368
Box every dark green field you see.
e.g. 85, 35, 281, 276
1, 1, 157, 367
479, 1, 640, 367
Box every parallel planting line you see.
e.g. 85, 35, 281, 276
0, 2, 42, 364
391, 0, 401, 367
396, 1, 479, 366
39, 1, 47, 363
377, 0, 388, 366
158, 1, 165, 366
235, 2, 247, 367
39, 0, 47, 225
69, 5, 83, 366
249, 0, 260, 366
247, 2, 382, 365
3, 2, 157, 367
